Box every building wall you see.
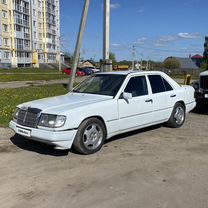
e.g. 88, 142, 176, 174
0, 0, 60, 68
0, 0, 11, 68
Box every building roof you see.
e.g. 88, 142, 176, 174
191, 54, 203, 59
166, 57, 200, 70
176, 57, 199, 69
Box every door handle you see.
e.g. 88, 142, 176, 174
170, 94, 176, 98
145, 99, 153, 103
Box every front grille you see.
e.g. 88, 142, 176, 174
17, 108, 42, 128
200, 76, 208, 91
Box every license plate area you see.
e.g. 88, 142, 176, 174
16, 127, 31, 137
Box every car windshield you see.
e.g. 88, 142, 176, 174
73, 74, 126, 96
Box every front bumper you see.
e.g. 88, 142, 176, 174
9, 120, 77, 150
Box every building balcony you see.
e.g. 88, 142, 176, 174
17, 57, 32, 64
22, 7, 29, 14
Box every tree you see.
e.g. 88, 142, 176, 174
163, 58, 180, 69
109, 52, 117, 65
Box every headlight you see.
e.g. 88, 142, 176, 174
38, 114, 66, 128
13, 108, 20, 121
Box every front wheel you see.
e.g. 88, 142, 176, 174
167, 103, 185, 128
73, 118, 106, 154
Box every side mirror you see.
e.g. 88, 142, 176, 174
122, 92, 133, 100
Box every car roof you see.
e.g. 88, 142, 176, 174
97, 70, 165, 76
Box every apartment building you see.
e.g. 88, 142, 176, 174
0, 0, 60, 68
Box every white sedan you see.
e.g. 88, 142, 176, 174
10, 71, 196, 154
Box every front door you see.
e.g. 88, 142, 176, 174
118, 75, 153, 132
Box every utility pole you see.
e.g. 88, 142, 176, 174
102, 0, 111, 72
68, 0, 90, 91
132, 45, 135, 70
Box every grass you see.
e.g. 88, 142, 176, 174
0, 84, 68, 127
0, 68, 70, 82
0, 73, 68, 82
0, 68, 60, 74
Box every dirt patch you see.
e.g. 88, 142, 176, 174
0, 113, 208, 208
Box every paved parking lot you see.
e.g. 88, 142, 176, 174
0, 105, 208, 208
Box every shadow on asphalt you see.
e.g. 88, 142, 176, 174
106, 124, 162, 144
10, 125, 163, 156
192, 100, 208, 115
10, 134, 69, 157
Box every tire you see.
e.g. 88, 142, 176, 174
73, 118, 106, 154
167, 103, 185, 128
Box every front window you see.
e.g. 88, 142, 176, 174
73, 74, 126, 96
124, 76, 148, 97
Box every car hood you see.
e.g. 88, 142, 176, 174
18, 93, 113, 114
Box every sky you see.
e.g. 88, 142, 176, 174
60, 0, 208, 62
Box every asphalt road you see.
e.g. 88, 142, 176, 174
0, 105, 208, 208
0, 77, 87, 89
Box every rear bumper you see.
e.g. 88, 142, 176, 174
186, 101, 196, 113
9, 120, 77, 150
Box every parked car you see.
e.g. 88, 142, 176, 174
10, 71, 196, 154
63, 67, 71, 75
76, 70, 85, 76
91, 68, 100, 73
80, 67, 94, 75
63, 67, 85, 76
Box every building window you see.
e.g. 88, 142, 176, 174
2, 10, 8, 18
3, 38, 9, 46
38, 11, 42, 18
16, 39, 24, 50
33, 9, 36, 16
33, 20, 36, 27
2, 0, 7, 4
3, 24, 8, 32
3, 52, 10, 59
15, 24, 22, 32
34, 31, 37, 39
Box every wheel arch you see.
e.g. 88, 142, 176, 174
175, 100, 186, 111
80, 115, 108, 135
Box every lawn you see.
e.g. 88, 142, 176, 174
0, 73, 68, 82
0, 84, 68, 127
0, 68, 69, 82
0, 68, 60, 74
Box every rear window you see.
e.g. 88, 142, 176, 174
148, 75, 173, 94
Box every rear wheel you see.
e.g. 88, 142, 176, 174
167, 103, 185, 128
73, 118, 106, 154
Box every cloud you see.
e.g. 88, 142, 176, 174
111, 43, 121, 47
136, 37, 148, 45
178, 32, 201, 39
137, 9, 144, 14
110, 3, 120, 10
153, 32, 201, 46
158, 35, 178, 43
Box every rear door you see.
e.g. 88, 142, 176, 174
147, 75, 176, 123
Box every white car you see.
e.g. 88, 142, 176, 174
10, 71, 196, 154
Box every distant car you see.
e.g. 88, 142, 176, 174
63, 67, 71, 75
80, 67, 94, 75
91, 68, 100, 73
63, 68, 85, 76
10, 71, 196, 154
76, 70, 85, 76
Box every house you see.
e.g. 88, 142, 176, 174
79, 60, 95, 68
191, 54, 204, 67
164, 56, 200, 76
